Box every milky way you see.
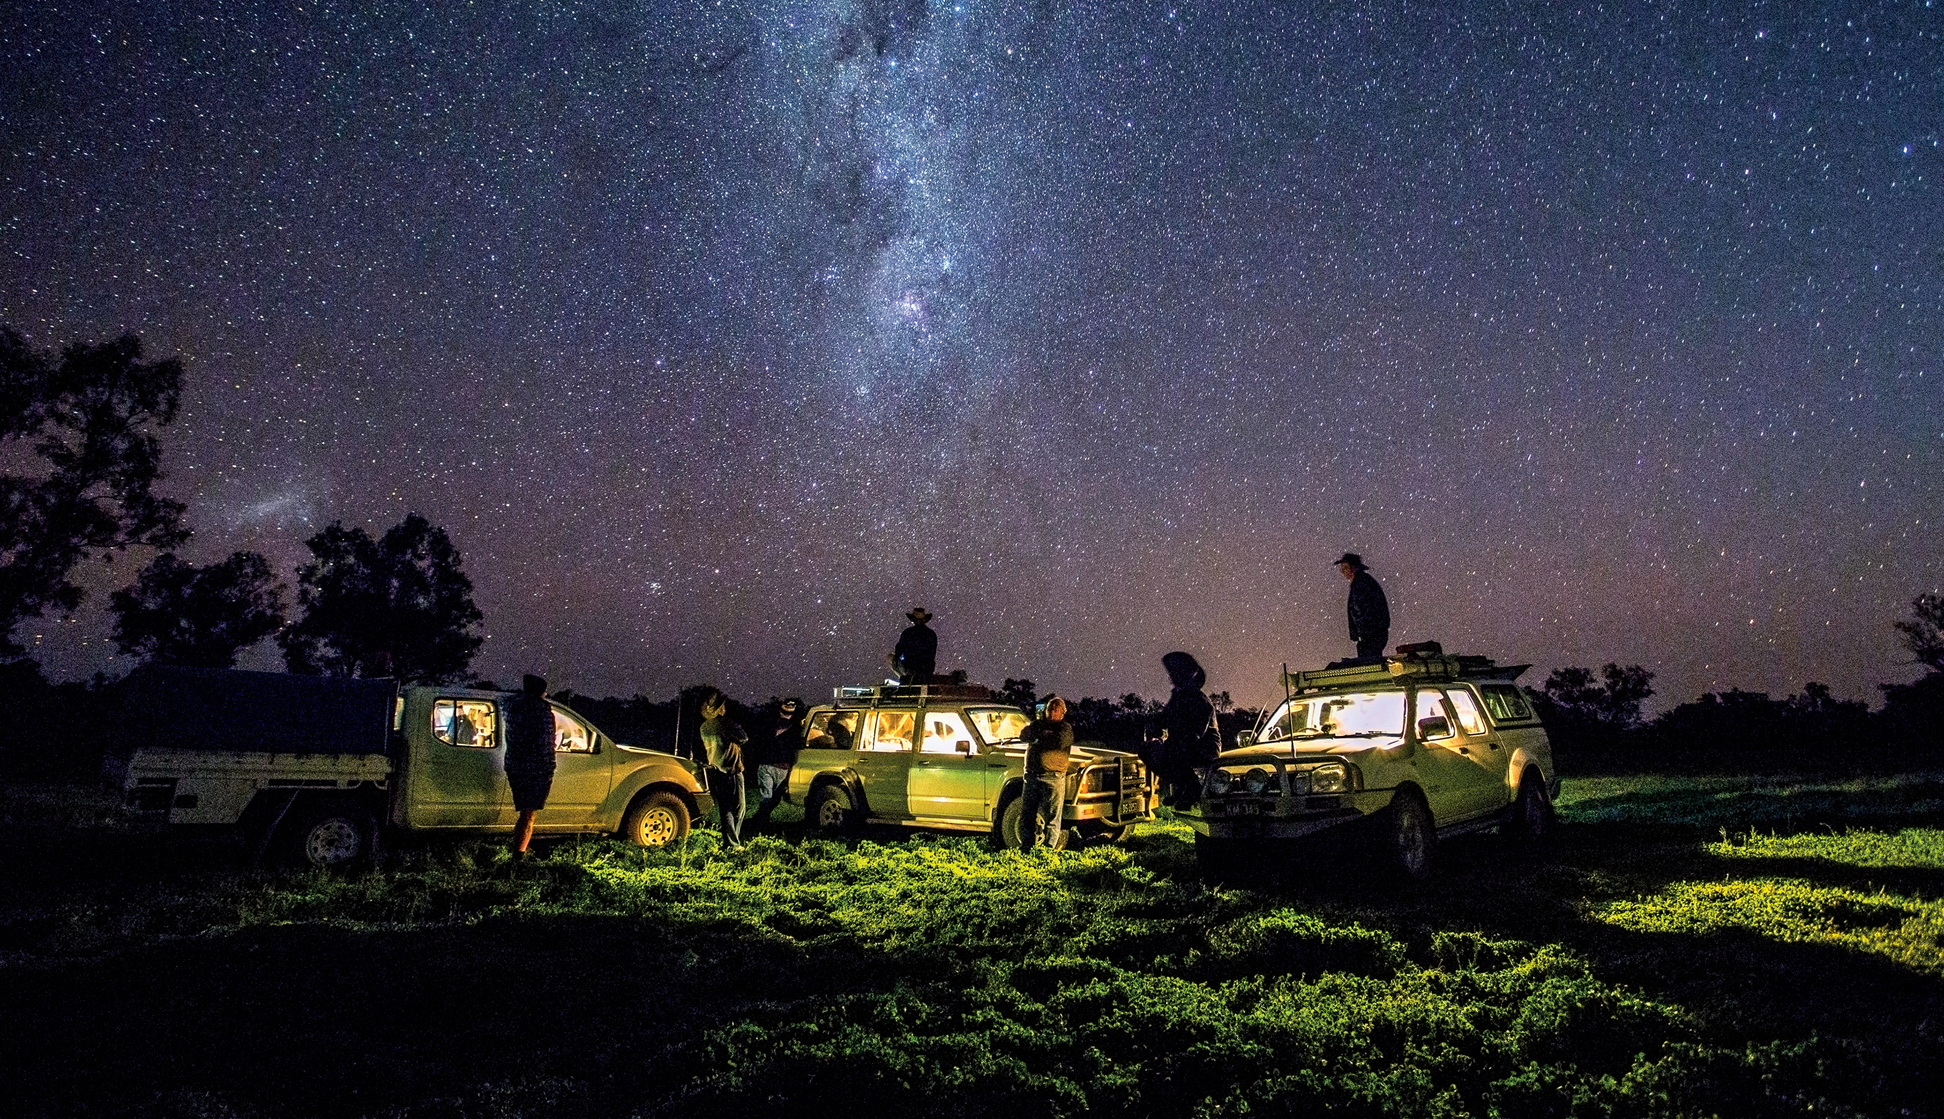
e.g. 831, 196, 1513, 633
3, 1, 1939, 712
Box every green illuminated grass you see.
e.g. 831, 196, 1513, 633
4, 775, 1943, 1117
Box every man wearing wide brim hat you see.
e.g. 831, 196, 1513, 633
1334, 553, 1391, 661
891, 607, 938, 684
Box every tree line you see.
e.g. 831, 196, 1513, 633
3, 326, 1939, 777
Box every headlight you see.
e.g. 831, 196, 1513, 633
1207, 770, 1234, 795
1242, 767, 1272, 794
1308, 762, 1349, 794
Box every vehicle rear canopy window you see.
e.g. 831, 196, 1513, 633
1478, 684, 1534, 723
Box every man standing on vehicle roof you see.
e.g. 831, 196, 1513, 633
506, 674, 555, 855
697, 689, 749, 849
890, 607, 937, 684
1020, 695, 1074, 849
1336, 552, 1391, 661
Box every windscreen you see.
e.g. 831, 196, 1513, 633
1258, 691, 1406, 741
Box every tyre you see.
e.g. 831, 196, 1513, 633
280, 801, 376, 869
1092, 824, 1130, 845
1383, 789, 1435, 880
619, 790, 690, 848
1507, 773, 1555, 844
805, 782, 859, 833
996, 793, 1070, 851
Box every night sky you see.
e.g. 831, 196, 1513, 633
3, 1, 1939, 712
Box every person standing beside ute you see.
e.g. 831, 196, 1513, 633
697, 690, 749, 849
890, 607, 937, 684
1019, 695, 1074, 849
1335, 552, 1391, 661
506, 674, 555, 854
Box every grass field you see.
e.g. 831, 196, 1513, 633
2, 773, 1941, 1118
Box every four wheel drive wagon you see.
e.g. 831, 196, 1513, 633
1180, 651, 1560, 878
114, 666, 712, 867
788, 683, 1155, 848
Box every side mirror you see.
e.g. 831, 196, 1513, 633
956, 740, 974, 754
1417, 716, 1452, 740
1235, 730, 1255, 748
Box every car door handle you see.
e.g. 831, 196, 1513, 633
987, 764, 1009, 770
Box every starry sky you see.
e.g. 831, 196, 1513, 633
3, 0, 1939, 712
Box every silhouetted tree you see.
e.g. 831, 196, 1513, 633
110, 551, 285, 668
278, 514, 483, 683
1894, 592, 1944, 674
999, 677, 1037, 712
1, 327, 189, 658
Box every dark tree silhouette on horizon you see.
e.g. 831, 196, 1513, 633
1894, 592, 1944, 675
278, 514, 483, 684
0, 327, 189, 659
110, 551, 285, 668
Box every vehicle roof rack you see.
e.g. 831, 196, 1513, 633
830, 683, 997, 703
1281, 651, 1529, 692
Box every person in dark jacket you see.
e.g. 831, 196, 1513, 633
1019, 695, 1075, 849
1152, 652, 1216, 810
697, 689, 749, 849
890, 607, 937, 683
750, 697, 803, 829
1335, 552, 1391, 660
506, 674, 555, 854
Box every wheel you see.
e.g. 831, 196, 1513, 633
619, 790, 690, 848
805, 782, 859, 833
996, 793, 1070, 851
1507, 774, 1555, 844
1383, 790, 1435, 880
1092, 824, 1130, 845
280, 801, 376, 869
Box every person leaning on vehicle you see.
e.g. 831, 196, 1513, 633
1335, 552, 1391, 661
1019, 695, 1074, 849
697, 689, 749, 849
750, 697, 803, 831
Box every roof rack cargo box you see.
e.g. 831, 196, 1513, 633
115, 665, 401, 755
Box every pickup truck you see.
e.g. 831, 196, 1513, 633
114, 666, 711, 867
1180, 651, 1558, 878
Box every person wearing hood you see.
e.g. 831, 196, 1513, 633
1152, 651, 1217, 810
1336, 552, 1391, 660
890, 607, 938, 684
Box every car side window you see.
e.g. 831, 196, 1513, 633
921, 712, 975, 754
1478, 684, 1534, 724
1445, 689, 1487, 735
433, 699, 498, 748
862, 710, 915, 753
1414, 691, 1455, 740
551, 708, 594, 753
